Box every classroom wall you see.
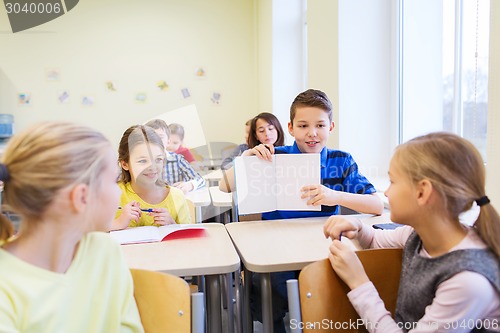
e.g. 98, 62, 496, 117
308, 0, 339, 149
0, 0, 258, 147
338, 0, 393, 185
255, 0, 273, 114
486, 0, 500, 208
272, 0, 306, 145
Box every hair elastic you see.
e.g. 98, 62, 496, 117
476, 196, 490, 207
0, 163, 10, 182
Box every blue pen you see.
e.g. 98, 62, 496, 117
339, 232, 342, 241
118, 206, 153, 213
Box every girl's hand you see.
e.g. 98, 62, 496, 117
328, 240, 370, 290
173, 181, 194, 193
149, 208, 176, 226
323, 215, 362, 241
122, 201, 142, 222
301, 184, 340, 206
112, 201, 141, 230
242, 143, 274, 161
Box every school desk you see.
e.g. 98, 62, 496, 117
225, 214, 392, 333
119, 223, 240, 333
184, 186, 211, 223
208, 186, 233, 223
203, 169, 224, 186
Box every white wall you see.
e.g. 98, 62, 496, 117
272, 0, 306, 144
401, 0, 444, 142
486, 0, 500, 208
338, 0, 393, 186
0, 0, 258, 147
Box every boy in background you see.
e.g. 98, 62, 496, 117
145, 119, 205, 193
222, 89, 383, 332
167, 123, 196, 163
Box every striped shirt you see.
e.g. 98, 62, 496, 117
262, 142, 376, 220
165, 152, 205, 190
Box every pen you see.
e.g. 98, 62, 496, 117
117, 206, 153, 213
339, 232, 342, 241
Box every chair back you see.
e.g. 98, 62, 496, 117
209, 141, 238, 161
186, 198, 196, 224
238, 213, 262, 222
299, 248, 403, 332
131, 269, 191, 333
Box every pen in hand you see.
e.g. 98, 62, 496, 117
118, 206, 153, 213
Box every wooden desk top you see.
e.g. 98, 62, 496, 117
209, 186, 232, 207
184, 187, 211, 207
203, 169, 224, 181
120, 223, 240, 276
225, 214, 392, 273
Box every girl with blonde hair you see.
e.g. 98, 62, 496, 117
324, 132, 500, 332
0, 122, 143, 333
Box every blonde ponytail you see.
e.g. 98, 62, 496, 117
474, 203, 500, 259
395, 132, 500, 259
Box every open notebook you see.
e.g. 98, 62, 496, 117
234, 154, 321, 215
109, 224, 206, 245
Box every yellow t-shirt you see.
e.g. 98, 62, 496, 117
0, 232, 144, 333
116, 182, 192, 226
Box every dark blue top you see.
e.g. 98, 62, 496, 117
262, 142, 376, 220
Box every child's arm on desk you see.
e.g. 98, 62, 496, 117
219, 143, 275, 193
301, 185, 384, 215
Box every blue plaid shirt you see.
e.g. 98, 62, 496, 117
165, 152, 205, 190
262, 142, 376, 220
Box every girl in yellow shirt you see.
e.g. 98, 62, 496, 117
112, 125, 191, 230
0, 122, 143, 333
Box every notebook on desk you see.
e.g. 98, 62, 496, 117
109, 224, 206, 245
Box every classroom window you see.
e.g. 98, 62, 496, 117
400, 0, 490, 160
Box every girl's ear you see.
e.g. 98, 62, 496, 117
120, 160, 129, 171
288, 122, 294, 137
69, 183, 89, 213
416, 179, 433, 206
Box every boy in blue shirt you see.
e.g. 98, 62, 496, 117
220, 88, 383, 218
221, 89, 383, 332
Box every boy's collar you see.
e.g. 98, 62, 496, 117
291, 142, 327, 168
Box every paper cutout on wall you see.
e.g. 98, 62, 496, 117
18, 93, 31, 105
211, 91, 221, 105
106, 81, 117, 92
135, 93, 147, 103
195, 67, 206, 78
46, 69, 60, 81
181, 88, 190, 99
157, 80, 169, 91
81, 96, 94, 106
58, 91, 70, 104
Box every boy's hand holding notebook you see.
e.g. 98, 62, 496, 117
234, 154, 321, 214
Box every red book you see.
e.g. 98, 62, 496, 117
109, 225, 206, 245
